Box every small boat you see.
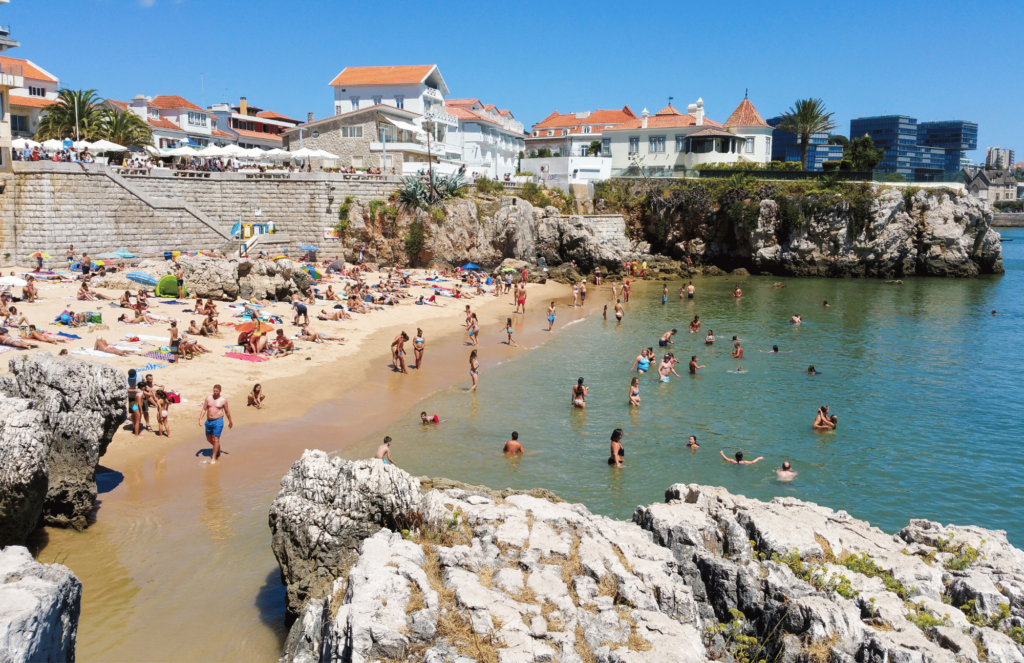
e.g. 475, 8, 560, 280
999, 238, 1014, 242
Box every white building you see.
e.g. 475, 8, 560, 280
105, 94, 234, 149
519, 155, 612, 195
604, 97, 773, 176
0, 11, 20, 171
444, 99, 525, 179
1, 55, 58, 138
208, 97, 301, 150
986, 146, 1015, 169
328, 65, 462, 167
525, 107, 637, 158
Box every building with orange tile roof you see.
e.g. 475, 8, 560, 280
444, 98, 525, 179
101, 93, 217, 149
526, 106, 636, 157
603, 97, 774, 176
208, 97, 301, 149
2, 55, 60, 141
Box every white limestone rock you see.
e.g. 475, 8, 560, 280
0, 546, 81, 663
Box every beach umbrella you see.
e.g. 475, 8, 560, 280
300, 245, 319, 251
27, 252, 52, 258
234, 320, 275, 333
0, 276, 28, 287
96, 253, 121, 259
126, 272, 160, 287
326, 260, 345, 273
88, 139, 127, 152
289, 147, 318, 159
12, 138, 41, 150
42, 139, 63, 151
460, 263, 480, 271
312, 149, 340, 159
114, 250, 136, 258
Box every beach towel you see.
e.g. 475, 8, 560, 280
142, 351, 171, 361
133, 363, 168, 372
225, 352, 268, 362
71, 348, 119, 358
0, 346, 15, 355
57, 332, 81, 339
125, 334, 168, 342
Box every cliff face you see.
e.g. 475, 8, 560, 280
271, 455, 1024, 663
666, 188, 1003, 278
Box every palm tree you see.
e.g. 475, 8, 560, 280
102, 108, 153, 147
34, 89, 106, 141
587, 140, 602, 157
777, 99, 837, 171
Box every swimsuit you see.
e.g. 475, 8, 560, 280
661, 375, 670, 383
658, 340, 668, 347
548, 314, 555, 322
205, 417, 224, 437
637, 357, 650, 372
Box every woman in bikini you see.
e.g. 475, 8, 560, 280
571, 377, 587, 409
136, 289, 149, 310
813, 405, 837, 431
413, 328, 425, 368
628, 377, 641, 407
155, 389, 171, 437
608, 428, 625, 468
193, 298, 205, 315
468, 313, 479, 347
572, 282, 579, 307
505, 317, 517, 347
705, 329, 715, 345
468, 349, 479, 392
247, 383, 265, 409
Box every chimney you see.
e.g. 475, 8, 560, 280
239, 97, 248, 115
308, 112, 314, 123
641, 108, 649, 129
695, 98, 704, 126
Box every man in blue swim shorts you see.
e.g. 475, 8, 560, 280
658, 354, 679, 383
375, 436, 395, 466
547, 302, 556, 332
199, 384, 233, 464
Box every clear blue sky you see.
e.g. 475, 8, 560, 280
6, 0, 1021, 160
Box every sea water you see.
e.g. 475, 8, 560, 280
348, 229, 1024, 546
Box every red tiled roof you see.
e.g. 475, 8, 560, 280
533, 106, 636, 130
232, 128, 283, 142
256, 110, 300, 123
568, 126, 605, 135
10, 95, 58, 109
498, 109, 512, 117
482, 104, 496, 111
147, 116, 184, 132
723, 98, 769, 128
211, 129, 236, 139
445, 98, 479, 107
447, 105, 501, 127
0, 56, 57, 82
689, 127, 735, 138
105, 99, 129, 110
150, 95, 203, 111
329, 65, 435, 87
654, 104, 682, 116
606, 114, 723, 131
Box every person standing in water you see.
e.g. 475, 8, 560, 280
614, 299, 624, 322
413, 328, 426, 369
662, 284, 668, 305
503, 431, 523, 456
603, 305, 607, 320
628, 377, 641, 407
732, 337, 744, 359
689, 316, 701, 333
813, 405, 837, 430
547, 301, 556, 331
375, 436, 395, 465
720, 450, 763, 465
631, 347, 653, 373
505, 317, 517, 347
733, 286, 742, 298
687, 282, 695, 299
608, 428, 625, 468
469, 349, 479, 392
199, 384, 233, 464
571, 377, 588, 409
623, 280, 631, 302
658, 354, 680, 383
776, 461, 797, 482
689, 355, 705, 374
659, 329, 677, 347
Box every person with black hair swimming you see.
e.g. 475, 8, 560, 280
503, 431, 523, 456
720, 450, 763, 465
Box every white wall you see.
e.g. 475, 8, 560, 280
520, 156, 611, 193
606, 127, 772, 172
332, 83, 434, 115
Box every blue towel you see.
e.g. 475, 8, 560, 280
134, 363, 167, 372
161, 300, 185, 305
57, 331, 82, 339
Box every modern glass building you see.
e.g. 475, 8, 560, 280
766, 117, 844, 171
849, 115, 976, 181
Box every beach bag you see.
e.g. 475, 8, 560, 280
166, 390, 181, 403
88, 313, 102, 324
19, 325, 28, 338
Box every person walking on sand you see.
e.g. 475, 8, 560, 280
504, 317, 518, 347
199, 384, 233, 464
721, 450, 763, 465
580, 280, 587, 305
468, 313, 480, 346
469, 349, 480, 392
572, 281, 579, 307
547, 301, 556, 331
413, 328, 426, 369
391, 332, 409, 373
175, 261, 185, 299
375, 436, 395, 465
503, 431, 523, 456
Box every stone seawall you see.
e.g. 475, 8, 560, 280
993, 213, 1024, 227
0, 163, 400, 267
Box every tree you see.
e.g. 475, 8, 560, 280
587, 140, 602, 157
537, 148, 552, 158
102, 107, 153, 147
828, 134, 850, 148
777, 99, 837, 170
34, 89, 106, 141
847, 134, 884, 172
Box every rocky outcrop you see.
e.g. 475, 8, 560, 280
237, 257, 310, 301
0, 546, 82, 663
97, 255, 240, 299
0, 354, 126, 529
537, 212, 648, 271
274, 460, 1024, 663
0, 397, 49, 546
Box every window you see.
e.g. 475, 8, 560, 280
350, 97, 360, 111
232, 119, 255, 131
649, 136, 665, 153
547, 130, 553, 137
746, 137, 754, 153
11, 114, 28, 133
629, 137, 639, 154
395, 96, 404, 109
311, 130, 320, 138
675, 135, 686, 152
187, 112, 207, 126
372, 96, 382, 106
28, 86, 46, 97
583, 126, 591, 134
341, 126, 363, 138
602, 139, 610, 156
581, 145, 589, 156
765, 137, 771, 155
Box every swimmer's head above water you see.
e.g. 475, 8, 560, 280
734, 451, 743, 462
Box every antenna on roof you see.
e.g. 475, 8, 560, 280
745, 88, 748, 100
668, 96, 674, 107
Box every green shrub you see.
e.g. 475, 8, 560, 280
474, 178, 505, 195
428, 207, 445, 223
771, 549, 858, 599
883, 172, 907, 182
821, 161, 841, 172
839, 553, 909, 600
404, 220, 426, 260
368, 199, 385, 221
945, 544, 980, 571
697, 161, 803, 171
537, 148, 552, 158
334, 195, 355, 235
775, 196, 802, 242
905, 601, 950, 631
515, 171, 535, 177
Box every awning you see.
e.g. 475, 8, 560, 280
385, 117, 425, 136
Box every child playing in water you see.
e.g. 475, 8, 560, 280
505, 317, 517, 347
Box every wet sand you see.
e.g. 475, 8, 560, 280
32, 279, 592, 662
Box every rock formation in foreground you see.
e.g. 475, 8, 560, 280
0, 545, 81, 663
0, 354, 127, 531
271, 451, 1024, 663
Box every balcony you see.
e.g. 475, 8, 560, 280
371, 141, 432, 156
423, 87, 444, 101
0, 61, 22, 88
423, 108, 458, 127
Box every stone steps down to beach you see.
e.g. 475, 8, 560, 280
271, 452, 1024, 663
0, 545, 82, 663
0, 354, 127, 539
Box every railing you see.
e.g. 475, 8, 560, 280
424, 108, 458, 127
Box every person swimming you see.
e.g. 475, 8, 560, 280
571, 377, 587, 409
720, 450, 763, 465
420, 411, 441, 424
790, 315, 802, 324
813, 405, 837, 430
776, 461, 797, 482
807, 365, 820, 375
503, 431, 524, 456
686, 435, 699, 450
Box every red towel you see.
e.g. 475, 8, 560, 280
225, 352, 269, 362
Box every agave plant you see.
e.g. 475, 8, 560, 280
397, 171, 466, 212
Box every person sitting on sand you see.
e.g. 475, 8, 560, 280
813, 405, 837, 430
5, 306, 29, 328
119, 311, 156, 325
776, 461, 797, 482
247, 383, 265, 409
27, 325, 65, 344
323, 285, 338, 301
22, 277, 39, 303
188, 320, 203, 336
119, 291, 134, 308
299, 323, 343, 343
720, 450, 763, 465
78, 282, 111, 301
374, 436, 395, 465
136, 289, 149, 310
272, 329, 295, 356
181, 333, 210, 355
503, 431, 523, 456
201, 314, 218, 337
193, 298, 205, 315
94, 337, 130, 356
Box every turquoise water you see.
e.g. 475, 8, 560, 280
345, 230, 1024, 545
